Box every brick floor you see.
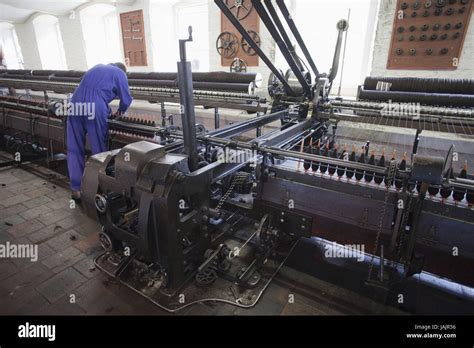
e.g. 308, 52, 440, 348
3, 194, 32, 207
0, 203, 29, 220
6, 219, 46, 238
36, 267, 88, 303
41, 246, 87, 274
0, 165, 400, 316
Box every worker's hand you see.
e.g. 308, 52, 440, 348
110, 111, 123, 120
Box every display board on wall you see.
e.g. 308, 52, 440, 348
387, 0, 472, 70
120, 10, 148, 67
219, 0, 260, 67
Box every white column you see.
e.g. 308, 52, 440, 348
14, 20, 42, 70
58, 13, 88, 70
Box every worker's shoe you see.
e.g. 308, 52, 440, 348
71, 191, 81, 203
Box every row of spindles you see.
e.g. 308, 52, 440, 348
298, 138, 473, 205
118, 115, 157, 127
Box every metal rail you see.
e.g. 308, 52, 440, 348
200, 134, 391, 175
0, 78, 266, 112
327, 100, 474, 118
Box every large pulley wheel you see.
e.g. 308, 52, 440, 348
267, 69, 284, 97
216, 31, 239, 58
230, 57, 248, 72
99, 229, 114, 252
99, 226, 122, 253
224, 0, 253, 21
241, 30, 260, 56
268, 69, 283, 86
195, 268, 217, 287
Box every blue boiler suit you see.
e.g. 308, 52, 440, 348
67, 64, 132, 191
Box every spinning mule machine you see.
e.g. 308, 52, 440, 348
0, 0, 473, 313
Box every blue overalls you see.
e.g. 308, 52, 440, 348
67, 64, 132, 192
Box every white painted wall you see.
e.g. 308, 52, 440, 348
58, 13, 88, 70
150, 0, 177, 71
14, 19, 42, 69
370, 0, 474, 78
175, 1, 210, 71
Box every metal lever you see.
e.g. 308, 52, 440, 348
179, 26, 193, 62
328, 20, 349, 83
178, 26, 199, 171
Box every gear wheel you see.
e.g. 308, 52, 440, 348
195, 268, 217, 287
216, 32, 239, 58
230, 57, 247, 72
224, 0, 253, 21
241, 30, 261, 56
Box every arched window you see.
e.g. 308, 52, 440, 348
80, 4, 121, 68
0, 22, 24, 69
32, 15, 67, 70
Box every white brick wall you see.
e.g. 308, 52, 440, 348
370, 0, 474, 78
14, 20, 42, 70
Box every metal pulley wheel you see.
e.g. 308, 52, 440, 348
337, 19, 349, 32
216, 31, 239, 58
267, 69, 284, 97
230, 57, 248, 72
195, 268, 217, 287
99, 228, 114, 252
224, 0, 253, 21
95, 194, 108, 214
241, 30, 260, 56
195, 123, 206, 134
